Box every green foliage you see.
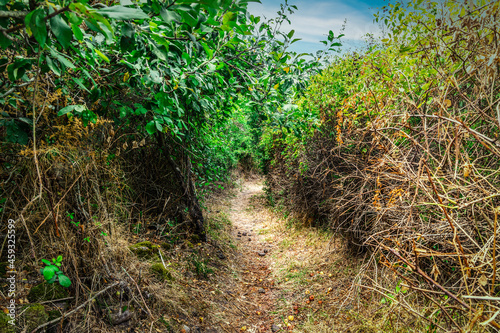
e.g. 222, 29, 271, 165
40, 256, 71, 288
0, 1, 341, 228
0, 311, 15, 333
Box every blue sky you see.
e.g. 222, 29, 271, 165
247, 0, 389, 55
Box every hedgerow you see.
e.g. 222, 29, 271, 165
265, 0, 500, 330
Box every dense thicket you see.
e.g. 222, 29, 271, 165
0, 0, 340, 237
0, 0, 344, 330
264, 0, 500, 330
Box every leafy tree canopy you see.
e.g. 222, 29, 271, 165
0, 0, 342, 238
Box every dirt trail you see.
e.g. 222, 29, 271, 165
211, 178, 361, 333
224, 179, 282, 332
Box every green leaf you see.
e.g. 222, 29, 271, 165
50, 49, 76, 69
58, 105, 86, 116
56, 255, 63, 263
42, 259, 51, 265
95, 49, 110, 63
7, 59, 31, 81
222, 11, 236, 25
146, 121, 157, 135
87, 13, 114, 37
155, 121, 163, 132
4, 120, 29, 145
58, 274, 71, 288
71, 23, 84, 41
200, 41, 214, 58
149, 70, 162, 84
97, 6, 149, 20
160, 7, 181, 24
150, 34, 170, 49
72, 77, 89, 92
50, 11, 73, 48
25, 8, 47, 47
43, 265, 56, 281
181, 52, 191, 65
46, 56, 61, 76
179, 10, 198, 27
122, 23, 134, 38
0, 32, 12, 49
152, 47, 168, 61
287, 29, 295, 38
18, 117, 33, 126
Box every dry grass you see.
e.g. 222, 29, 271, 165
0, 113, 242, 331
246, 192, 427, 332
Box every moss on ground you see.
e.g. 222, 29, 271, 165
0, 311, 15, 333
129, 241, 160, 258
28, 283, 69, 303
24, 304, 49, 332
160, 241, 173, 250
150, 262, 174, 281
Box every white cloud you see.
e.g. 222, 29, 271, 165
248, 0, 382, 43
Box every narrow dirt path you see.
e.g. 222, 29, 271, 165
210, 178, 363, 333
224, 179, 283, 332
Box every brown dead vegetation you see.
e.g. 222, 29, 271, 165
266, 1, 500, 331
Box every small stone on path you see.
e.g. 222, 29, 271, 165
258, 288, 265, 293
271, 324, 281, 332
258, 252, 266, 256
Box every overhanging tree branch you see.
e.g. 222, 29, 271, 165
0, 10, 30, 19
2, 5, 70, 34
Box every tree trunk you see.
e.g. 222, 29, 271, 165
163, 144, 207, 241
184, 154, 206, 241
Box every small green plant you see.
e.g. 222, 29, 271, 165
380, 280, 407, 305
67, 211, 80, 227
133, 221, 142, 234
40, 255, 71, 288
0, 197, 6, 213
190, 255, 214, 278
